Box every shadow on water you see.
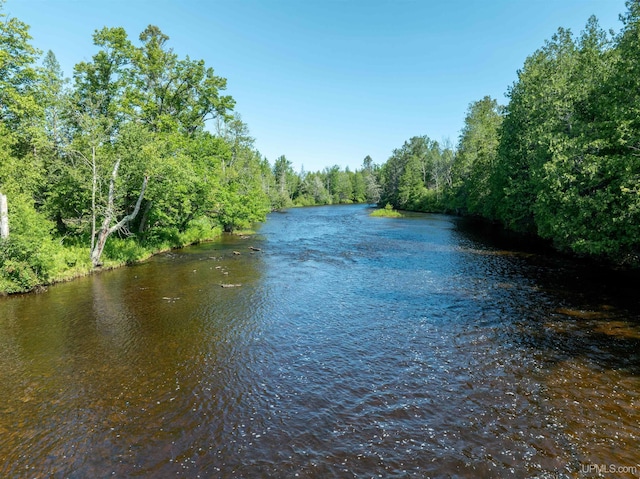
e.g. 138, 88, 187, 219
454, 215, 640, 376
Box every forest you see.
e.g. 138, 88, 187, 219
377, 2, 640, 267
0, 3, 378, 294
2, 1, 640, 294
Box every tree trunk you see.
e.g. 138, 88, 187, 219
91, 145, 97, 253
0, 193, 8, 240
90, 159, 149, 267
138, 200, 152, 233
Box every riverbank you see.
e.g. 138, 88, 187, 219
0, 225, 237, 296
382, 198, 640, 270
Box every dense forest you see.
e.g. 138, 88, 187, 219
0, 3, 378, 293
2, 2, 640, 294
377, 2, 640, 267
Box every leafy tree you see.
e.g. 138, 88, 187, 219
129, 25, 235, 134
529, 9, 638, 261
351, 169, 367, 203
272, 155, 296, 208
298, 172, 331, 205
361, 155, 381, 204
72, 27, 133, 135
378, 136, 444, 209
397, 154, 426, 209
531, 18, 613, 252
0, 1, 41, 140
432, 139, 455, 202
491, 27, 579, 233
452, 96, 503, 216
215, 148, 270, 232
0, 8, 283, 292
333, 168, 354, 203
67, 24, 238, 264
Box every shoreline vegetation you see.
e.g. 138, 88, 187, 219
2, 1, 640, 295
370, 204, 404, 218
0, 2, 380, 295
1, 226, 242, 296
371, 3, 640, 269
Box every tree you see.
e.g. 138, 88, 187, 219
432, 138, 455, 202
272, 155, 295, 208
0, 192, 8, 239
351, 170, 367, 203
339, 170, 354, 203
72, 27, 133, 136
0, 10, 289, 292
90, 159, 148, 266
379, 145, 409, 208
214, 148, 270, 232
397, 154, 425, 209
297, 172, 330, 205
68, 24, 239, 263
217, 113, 253, 170
491, 27, 579, 233
361, 155, 381, 204
0, 1, 41, 139
39, 50, 67, 148
130, 25, 235, 134
452, 96, 503, 216
531, 11, 638, 260
378, 136, 439, 209
0, 2, 62, 292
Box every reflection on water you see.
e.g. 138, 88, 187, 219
1, 204, 639, 478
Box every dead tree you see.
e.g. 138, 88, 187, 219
0, 193, 8, 239
90, 159, 148, 267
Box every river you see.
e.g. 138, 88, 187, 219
1, 204, 639, 478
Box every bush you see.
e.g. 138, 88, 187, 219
0, 196, 64, 292
103, 237, 150, 265
370, 204, 403, 218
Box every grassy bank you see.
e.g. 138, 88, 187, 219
0, 221, 225, 296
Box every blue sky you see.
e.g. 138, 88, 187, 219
7, 0, 628, 172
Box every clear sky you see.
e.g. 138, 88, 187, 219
6, 0, 628, 172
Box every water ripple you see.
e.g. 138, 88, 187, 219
1, 205, 640, 478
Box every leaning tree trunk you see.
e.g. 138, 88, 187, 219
0, 192, 8, 240
90, 159, 148, 268
138, 200, 153, 234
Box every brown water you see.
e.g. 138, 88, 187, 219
1, 204, 639, 478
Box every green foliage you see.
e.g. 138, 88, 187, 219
374, 4, 640, 265
103, 237, 149, 265
0, 194, 62, 292
272, 155, 297, 207
451, 96, 503, 217
378, 136, 451, 211
177, 217, 222, 246
0, 2, 41, 140
492, 13, 640, 262
267, 159, 376, 208
0, 10, 281, 293
296, 172, 331, 205
215, 172, 270, 232
370, 203, 403, 218
4, 1, 640, 294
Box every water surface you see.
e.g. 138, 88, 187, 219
1, 204, 639, 478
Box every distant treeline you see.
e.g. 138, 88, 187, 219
0, 4, 375, 293
375, 1, 640, 266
